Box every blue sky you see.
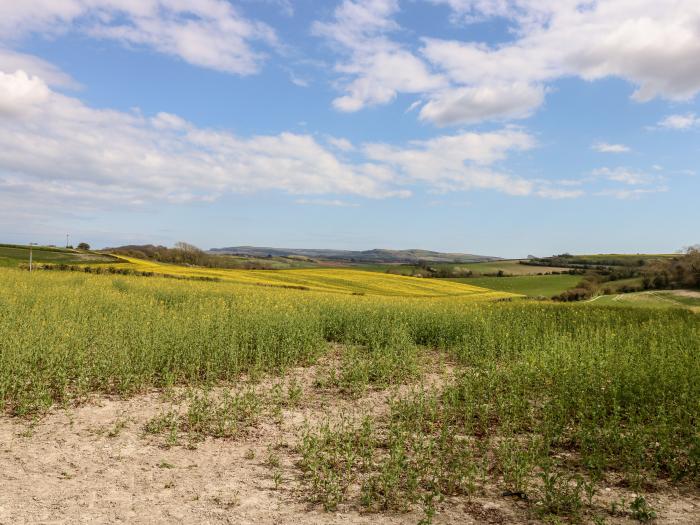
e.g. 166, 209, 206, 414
0, 0, 698, 257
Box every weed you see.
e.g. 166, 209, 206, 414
535, 467, 585, 520
630, 495, 656, 522
107, 417, 129, 438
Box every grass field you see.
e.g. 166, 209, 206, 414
591, 290, 700, 311
567, 253, 677, 262
1, 266, 698, 523
359, 260, 571, 276
0, 244, 117, 267
451, 260, 571, 275
449, 274, 581, 297
528, 253, 678, 269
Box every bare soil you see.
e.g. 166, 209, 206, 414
1, 355, 698, 524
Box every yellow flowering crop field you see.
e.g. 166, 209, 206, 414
105, 255, 516, 298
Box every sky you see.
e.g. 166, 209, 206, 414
0, 0, 698, 257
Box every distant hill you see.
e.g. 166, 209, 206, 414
209, 246, 499, 264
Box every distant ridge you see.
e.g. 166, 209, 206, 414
209, 246, 500, 264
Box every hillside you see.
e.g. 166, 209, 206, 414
100, 256, 515, 298
210, 246, 498, 264
0, 243, 118, 267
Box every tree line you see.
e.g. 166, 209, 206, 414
554, 247, 700, 301
104, 242, 278, 270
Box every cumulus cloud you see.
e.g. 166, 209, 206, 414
592, 142, 630, 153
0, 70, 50, 116
0, 48, 78, 88
419, 83, 544, 126
0, 70, 400, 210
314, 0, 700, 125
0, 0, 278, 76
363, 128, 538, 195
0, 69, 575, 214
0, 67, 654, 212
657, 113, 699, 130
312, 0, 446, 112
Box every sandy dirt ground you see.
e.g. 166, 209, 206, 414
1, 357, 698, 524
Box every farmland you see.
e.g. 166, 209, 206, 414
449, 274, 582, 297
361, 259, 571, 276
0, 243, 117, 267
37, 254, 512, 298
1, 265, 698, 524
590, 290, 700, 311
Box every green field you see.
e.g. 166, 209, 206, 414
449, 273, 582, 297
591, 290, 700, 311
527, 253, 678, 269
0, 244, 117, 267
452, 259, 571, 275
568, 253, 676, 262
358, 259, 571, 276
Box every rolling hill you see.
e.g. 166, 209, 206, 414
209, 246, 499, 264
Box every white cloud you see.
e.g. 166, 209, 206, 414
535, 187, 585, 199
363, 128, 538, 195
314, 0, 700, 125
0, 70, 401, 210
592, 167, 657, 186
425, 1, 700, 101
0, 0, 278, 76
288, 72, 310, 87
312, 0, 447, 112
295, 199, 360, 207
0, 69, 568, 215
0, 48, 78, 88
592, 142, 630, 153
427, 1, 534, 25
657, 113, 699, 130
327, 137, 355, 152
0, 70, 50, 116
419, 83, 544, 126
595, 187, 668, 200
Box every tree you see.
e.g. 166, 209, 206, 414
174, 241, 202, 253
77, 242, 90, 250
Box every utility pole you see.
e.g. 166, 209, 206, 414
66, 234, 70, 249
29, 243, 37, 272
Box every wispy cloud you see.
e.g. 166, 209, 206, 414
592, 167, 659, 186
313, 0, 700, 125
592, 142, 630, 153
326, 137, 355, 152
295, 199, 360, 207
0, 1, 279, 76
657, 113, 699, 130
595, 187, 668, 200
